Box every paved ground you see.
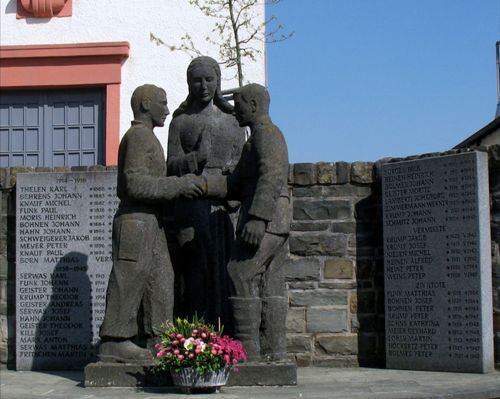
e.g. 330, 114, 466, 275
1, 367, 500, 399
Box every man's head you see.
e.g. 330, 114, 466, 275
232, 83, 270, 127
131, 84, 169, 127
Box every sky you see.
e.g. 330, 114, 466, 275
266, 0, 500, 163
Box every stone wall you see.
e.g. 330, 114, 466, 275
1, 145, 499, 369
489, 146, 500, 363
284, 161, 384, 367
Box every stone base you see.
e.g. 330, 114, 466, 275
84, 361, 297, 387
84, 362, 172, 387
227, 361, 297, 386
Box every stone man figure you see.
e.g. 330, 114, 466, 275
206, 83, 291, 361
98, 84, 205, 363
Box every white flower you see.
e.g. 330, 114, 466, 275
184, 337, 195, 350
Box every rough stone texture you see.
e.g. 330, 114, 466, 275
284, 257, 321, 281
287, 333, 313, 353
293, 163, 317, 186
289, 233, 347, 256
316, 334, 358, 355
286, 307, 306, 333
351, 162, 374, 184
289, 289, 348, 307
324, 258, 354, 279
307, 308, 348, 333
317, 162, 336, 185
293, 199, 351, 221
84, 361, 297, 387
336, 162, 350, 184
291, 221, 329, 231
1, 146, 497, 369
227, 362, 297, 386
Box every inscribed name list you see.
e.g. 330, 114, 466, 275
382, 151, 493, 373
16, 172, 118, 370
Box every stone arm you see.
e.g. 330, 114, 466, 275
122, 134, 202, 202
245, 126, 289, 223
167, 118, 202, 176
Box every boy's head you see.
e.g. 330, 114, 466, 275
131, 84, 169, 127
232, 83, 270, 127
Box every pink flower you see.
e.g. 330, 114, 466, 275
223, 354, 230, 364
176, 333, 183, 339
178, 355, 184, 360
232, 358, 238, 365
180, 338, 186, 343
172, 340, 179, 346
192, 329, 199, 336
184, 351, 189, 355
173, 349, 180, 355
211, 349, 217, 355
154, 343, 161, 349
156, 349, 165, 358
170, 333, 176, 338
195, 348, 202, 354
201, 333, 207, 339
188, 354, 195, 359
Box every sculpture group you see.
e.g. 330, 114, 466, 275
98, 56, 290, 365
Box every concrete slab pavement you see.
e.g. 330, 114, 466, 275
1, 367, 500, 399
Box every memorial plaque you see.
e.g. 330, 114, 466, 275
16, 171, 119, 370
382, 151, 493, 373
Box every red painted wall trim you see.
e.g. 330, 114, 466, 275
0, 42, 129, 165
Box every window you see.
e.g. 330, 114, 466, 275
0, 89, 104, 167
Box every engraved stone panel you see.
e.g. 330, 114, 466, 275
16, 171, 118, 370
382, 151, 493, 373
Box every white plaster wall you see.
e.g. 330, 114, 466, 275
0, 0, 266, 151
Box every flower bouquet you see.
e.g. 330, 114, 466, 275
155, 316, 246, 393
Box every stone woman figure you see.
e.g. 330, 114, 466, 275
167, 56, 245, 331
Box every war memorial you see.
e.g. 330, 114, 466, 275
1, 58, 500, 397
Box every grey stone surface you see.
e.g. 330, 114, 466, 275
382, 151, 494, 373
289, 289, 348, 307
289, 233, 346, 256
293, 163, 317, 186
286, 333, 312, 353
2, 367, 500, 399
307, 308, 348, 333
284, 257, 321, 281
227, 362, 297, 386
316, 334, 358, 355
293, 199, 351, 221
167, 56, 246, 331
15, 171, 118, 370
84, 361, 297, 387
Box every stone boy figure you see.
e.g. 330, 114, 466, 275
98, 84, 205, 363
206, 83, 291, 361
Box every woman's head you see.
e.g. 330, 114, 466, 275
187, 56, 220, 104
173, 56, 233, 117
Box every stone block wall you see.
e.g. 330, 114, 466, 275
489, 146, 500, 363
0, 146, 499, 368
284, 161, 385, 367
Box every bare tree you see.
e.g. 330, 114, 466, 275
151, 0, 292, 87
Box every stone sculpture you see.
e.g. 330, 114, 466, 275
167, 56, 246, 331
205, 83, 291, 361
98, 84, 206, 363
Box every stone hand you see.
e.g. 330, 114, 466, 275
241, 219, 266, 247
179, 175, 207, 198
